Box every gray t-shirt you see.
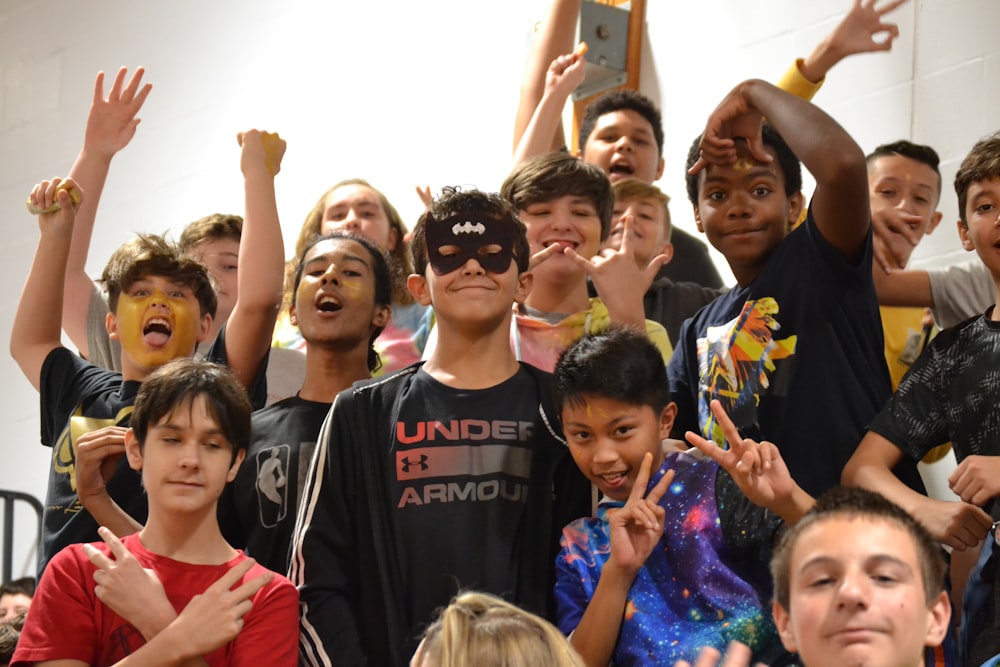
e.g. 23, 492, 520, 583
928, 259, 995, 328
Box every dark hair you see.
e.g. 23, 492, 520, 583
130, 358, 252, 464
291, 232, 393, 372
411, 187, 530, 276
178, 214, 243, 251
501, 152, 614, 240
579, 89, 664, 157
0, 578, 35, 600
0, 617, 23, 663
684, 123, 803, 206
100, 234, 217, 319
612, 178, 672, 241
770, 486, 947, 610
954, 131, 1000, 226
866, 140, 942, 195
293, 178, 414, 305
553, 328, 671, 417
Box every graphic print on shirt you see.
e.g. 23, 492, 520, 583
394, 419, 535, 508
255, 444, 290, 527
53, 405, 135, 499
696, 297, 796, 445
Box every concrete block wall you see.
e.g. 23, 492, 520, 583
0, 0, 995, 576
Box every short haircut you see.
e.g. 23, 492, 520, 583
866, 140, 942, 195
770, 486, 947, 610
411, 186, 530, 276
955, 131, 1000, 226
417, 591, 585, 667
100, 234, 217, 319
579, 89, 664, 157
294, 178, 414, 305
0, 578, 35, 600
129, 358, 252, 464
501, 152, 614, 240
178, 213, 243, 252
613, 178, 672, 241
684, 123, 803, 206
291, 232, 393, 372
553, 327, 671, 417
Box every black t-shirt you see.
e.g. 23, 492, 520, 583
220, 395, 330, 573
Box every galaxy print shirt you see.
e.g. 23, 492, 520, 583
555, 450, 788, 666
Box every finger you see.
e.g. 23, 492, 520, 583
628, 452, 655, 504
98, 526, 130, 561
236, 131, 245, 147
709, 400, 745, 452
758, 441, 776, 471
563, 247, 598, 271
685, 430, 727, 465
877, 0, 908, 16
721, 641, 752, 667
82, 543, 115, 570
131, 82, 153, 113
121, 66, 145, 102
229, 570, 273, 603
617, 215, 635, 257
92, 71, 107, 105
108, 66, 128, 100
746, 134, 773, 165
687, 155, 709, 176
528, 243, 562, 269
691, 646, 722, 667
208, 557, 256, 593
645, 467, 675, 506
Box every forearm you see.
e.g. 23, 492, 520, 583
111, 623, 209, 667
767, 485, 815, 526
83, 493, 143, 540
570, 565, 636, 667
514, 83, 572, 165
842, 447, 927, 517
799, 36, 841, 84
873, 266, 933, 307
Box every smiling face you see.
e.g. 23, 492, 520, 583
958, 177, 1000, 281
518, 195, 603, 284
773, 517, 950, 667
108, 274, 211, 379
561, 395, 675, 501
0, 592, 31, 622
605, 195, 672, 268
693, 143, 803, 286
186, 238, 240, 325
126, 394, 244, 518
319, 183, 399, 252
868, 154, 942, 267
291, 237, 390, 349
580, 109, 665, 184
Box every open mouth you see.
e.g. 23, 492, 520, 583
597, 470, 629, 490
609, 162, 634, 177
544, 240, 578, 252
317, 294, 343, 313
143, 318, 172, 346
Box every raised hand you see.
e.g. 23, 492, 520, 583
237, 129, 286, 177
688, 81, 771, 175
544, 44, 587, 100
826, 0, 908, 60
84, 66, 153, 159
28, 177, 83, 233
607, 452, 675, 575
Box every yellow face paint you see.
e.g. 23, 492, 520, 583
112, 277, 205, 372
734, 158, 755, 172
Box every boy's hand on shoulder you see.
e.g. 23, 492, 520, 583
84, 66, 153, 159
948, 454, 1000, 507
237, 129, 286, 177
84, 527, 174, 641
28, 177, 83, 235
688, 80, 772, 176
607, 452, 674, 577
920, 497, 992, 550
74, 426, 128, 507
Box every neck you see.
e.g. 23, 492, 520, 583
138, 506, 235, 565
524, 274, 590, 315
298, 342, 372, 402
425, 314, 519, 389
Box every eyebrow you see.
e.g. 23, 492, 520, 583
154, 422, 226, 438
305, 252, 371, 270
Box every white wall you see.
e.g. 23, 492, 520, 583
0, 0, 995, 577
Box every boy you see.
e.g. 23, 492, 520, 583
10, 359, 299, 666
842, 131, 1000, 664
552, 328, 814, 666
0, 580, 33, 624
289, 188, 590, 667
770, 486, 951, 667
499, 151, 671, 372
219, 232, 393, 572
669, 79, 905, 498
11, 130, 283, 574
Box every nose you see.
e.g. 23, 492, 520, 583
178, 441, 201, 469
149, 288, 169, 308
614, 135, 633, 153
320, 263, 340, 286
591, 437, 619, 465
726, 191, 752, 219
835, 571, 869, 610
336, 208, 362, 233
460, 257, 486, 276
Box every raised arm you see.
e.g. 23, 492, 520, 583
11, 179, 83, 390
513, 45, 587, 165
63, 67, 152, 358
512, 0, 581, 153
221, 130, 286, 389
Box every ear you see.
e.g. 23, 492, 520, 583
372, 304, 391, 329
124, 428, 144, 471
957, 219, 974, 251
197, 313, 213, 343
656, 241, 674, 266
289, 304, 299, 328
658, 402, 678, 439
926, 211, 943, 236
772, 601, 798, 654
386, 225, 400, 252
787, 191, 806, 228
407, 273, 432, 306
107, 312, 119, 340
226, 448, 246, 483
923, 590, 952, 648
693, 206, 704, 234
654, 157, 665, 182
514, 271, 533, 305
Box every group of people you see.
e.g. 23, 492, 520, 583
5, 0, 1000, 666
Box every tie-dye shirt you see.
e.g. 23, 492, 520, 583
555, 450, 787, 666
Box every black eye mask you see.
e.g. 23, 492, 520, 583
425, 212, 515, 275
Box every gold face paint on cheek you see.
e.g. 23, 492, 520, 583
115, 288, 202, 368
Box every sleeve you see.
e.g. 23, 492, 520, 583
929, 260, 995, 329
229, 571, 300, 667
667, 318, 699, 439
287, 392, 367, 667
553, 523, 597, 636
774, 58, 824, 101
85, 283, 123, 372
39, 347, 122, 446
11, 546, 98, 666
714, 471, 783, 596
867, 334, 952, 461
204, 323, 269, 411
643, 320, 672, 364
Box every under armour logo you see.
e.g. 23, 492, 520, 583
401, 455, 429, 473
452, 221, 486, 235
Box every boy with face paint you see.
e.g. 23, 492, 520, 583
10, 130, 285, 576
290, 187, 591, 667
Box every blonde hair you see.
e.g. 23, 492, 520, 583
414, 592, 584, 667
612, 178, 672, 241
